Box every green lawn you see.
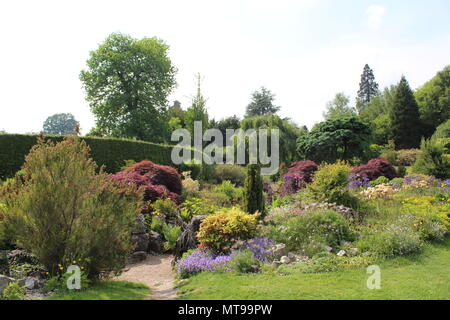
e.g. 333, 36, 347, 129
47, 280, 150, 300
177, 238, 450, 300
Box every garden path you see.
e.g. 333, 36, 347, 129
115, 254, 178, 300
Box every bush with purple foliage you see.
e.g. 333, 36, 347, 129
282, 161, 318, 195
351, 158, 397, 181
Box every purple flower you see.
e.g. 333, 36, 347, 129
242, 237, 274, 262
177, 250, 231, 277
348, 174, 370, 189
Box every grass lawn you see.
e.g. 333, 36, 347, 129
177, 237, 450, 300
47, 280, 150, 300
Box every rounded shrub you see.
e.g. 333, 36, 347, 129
282, 160, 318, 195
351, 158, 398, 181
215, 164, 246, 186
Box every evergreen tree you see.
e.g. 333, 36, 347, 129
356, 64, 379, 113
243, 164, 264, 214
245, 87, 280, 118
185, 74, 209, 138
389, 76, 422, 149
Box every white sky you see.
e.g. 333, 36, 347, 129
1, 0, 449, 134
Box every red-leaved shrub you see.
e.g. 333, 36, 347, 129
282, 160, 318, 195
111, 160, 182, 210
351, 158, 397, 181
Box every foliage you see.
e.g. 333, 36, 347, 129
282, 160, 318, 195
394, 149, 422, 166
356, 64, 379, 113
184, 74, 209, 139
370, 176, 390, 187
197, 207, 259, 253
323, 93, 356, 120
351, 158, 398, 181
399, 196, 450, 230
1, 282, 26, 300
243, 164, 264, 214
263, 209, 354, 256
214, 164, 245, 186
241, 237, 274, 262
245, 87, 280, 118
360, 184, 398, 200
176, 249, 231, 279
415, 65, 450, 137
80, 32, 176, 143
307, 162, 358, 208
43, 113, 79, 135
151, 198, 179, 219
213, 181, 243, 206
389, 76, 422, 149
162, 223, 182, 251
297, 117, 372, 164
228, 250, 259, 274
412, 138, 450, 179
0, 137, 142, 279
181, 172, 200, 195
432, 119, 450, 140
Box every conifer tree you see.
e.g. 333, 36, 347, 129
389, 76, 422, 149
356, 64, 379, 113
243, 164, 264, 214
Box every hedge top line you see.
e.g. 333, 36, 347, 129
0, 133, 205, 179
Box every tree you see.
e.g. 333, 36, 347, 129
184, 74, 209, 139
356, 64, 379, 113
43, 113, 79, 135
243, 164, 264, 214
415, 65, 450, 137
297, 117, 372, 164
389, 76, 422, 149
80, 32, 176, 143
323, 93, 356, 120
216, 115, 241, 146
412, 138, 450, 179
245, 87, 280, 118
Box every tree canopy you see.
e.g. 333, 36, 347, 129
323, 93, 356, 120
43, 113, 79, 135
356, 64, 379, 113
80, 32, 176, 143
245, 87, 280, 118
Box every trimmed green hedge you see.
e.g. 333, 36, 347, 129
0, 134, 204, 179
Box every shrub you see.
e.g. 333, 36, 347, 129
370, 176, 390, 187
348, 173, 370, 189
282, 160, 318, 195
213, 181, 244, 205
412, 138, 450, 179
360, 184, 398, 200
162, 223, 182, 251
149, 216, 165, 234
181, 172, 200, 195
228, 250, 259, 273
152, 198, 179, 219
243, 164, 264, 214
180, 198, 217, 218
215, 164, 246, 186
263, 209, 354, 256
308, 161, 358, 208
241, 237, 274, 262
176, 250, 231, 279
0, 137, 142, 279
351, 158, 398, 181
395, 149, 422, 166
197, 208, 259, 253
1, 282, 26, 300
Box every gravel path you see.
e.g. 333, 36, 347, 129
115, 254, 178, 300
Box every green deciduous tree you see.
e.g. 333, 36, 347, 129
389, 76, 422, 149
356, 64, 379, 113
43, 113, 79, 135
80, 32, 176, 143
415, 65, 450, 137
323, 93, 356, 120
297, 117, 372, 164
245, 87, 280, 118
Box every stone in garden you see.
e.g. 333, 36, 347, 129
25, 278, 37, 290
270, 244, 289, 261
148, 231, 164, 254
173, 215, 207, 261
130, 251, 147, 264
340, 241, 352, 247
280, 256, 291, 264
324, 246, 333, 253
0, 275, 16, 295
337, 250, 347, 257
132, 233, 150, 252
132, 215, 147, 235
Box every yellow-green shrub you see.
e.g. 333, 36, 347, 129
197, 207, 259, 252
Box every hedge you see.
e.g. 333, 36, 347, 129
0, 134, 205, 179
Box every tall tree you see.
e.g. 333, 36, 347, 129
184, 74, 209, 138
389, 76, 422, 149
415, 65, 450, 137
80, 32, 176, 143
323, 93, 356, 120
356, 64, 379, 113
43, 113, 79, 135
245, 87, 280, 118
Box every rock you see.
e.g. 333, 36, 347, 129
130, 251, 147, 264
148, 231, 164, 254
19, 277, 45, 290
132, 233, 150, 252
132, 215, 147, 235
280, 256, 291, 264
0, 251, 8, 275
269, 244, 289, 261
348, 248, 359, 256
337, 250, 347, 257
173, 215, 207, 261
0, 275, 16, 295
324, 246, 333, 253
340, 241, 352, 247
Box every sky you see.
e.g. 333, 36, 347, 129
1, 0, 450, 134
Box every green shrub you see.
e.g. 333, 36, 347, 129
180, 198, 217, 218
197, 207, 259, 252
213, 181, 244, 206
215, 164, 246, 186
370, 176, 390, 187
149, 216, 165, 234
243, 164, 264, 214
0, 137, 142, 279
264, 209, 355, 256
162, 223, 182, 251
152, 198, 179, 219
307, 161, 358, 208
412, 138, 450, 179
1, 282, 26, 300
228, 250, 259, 273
